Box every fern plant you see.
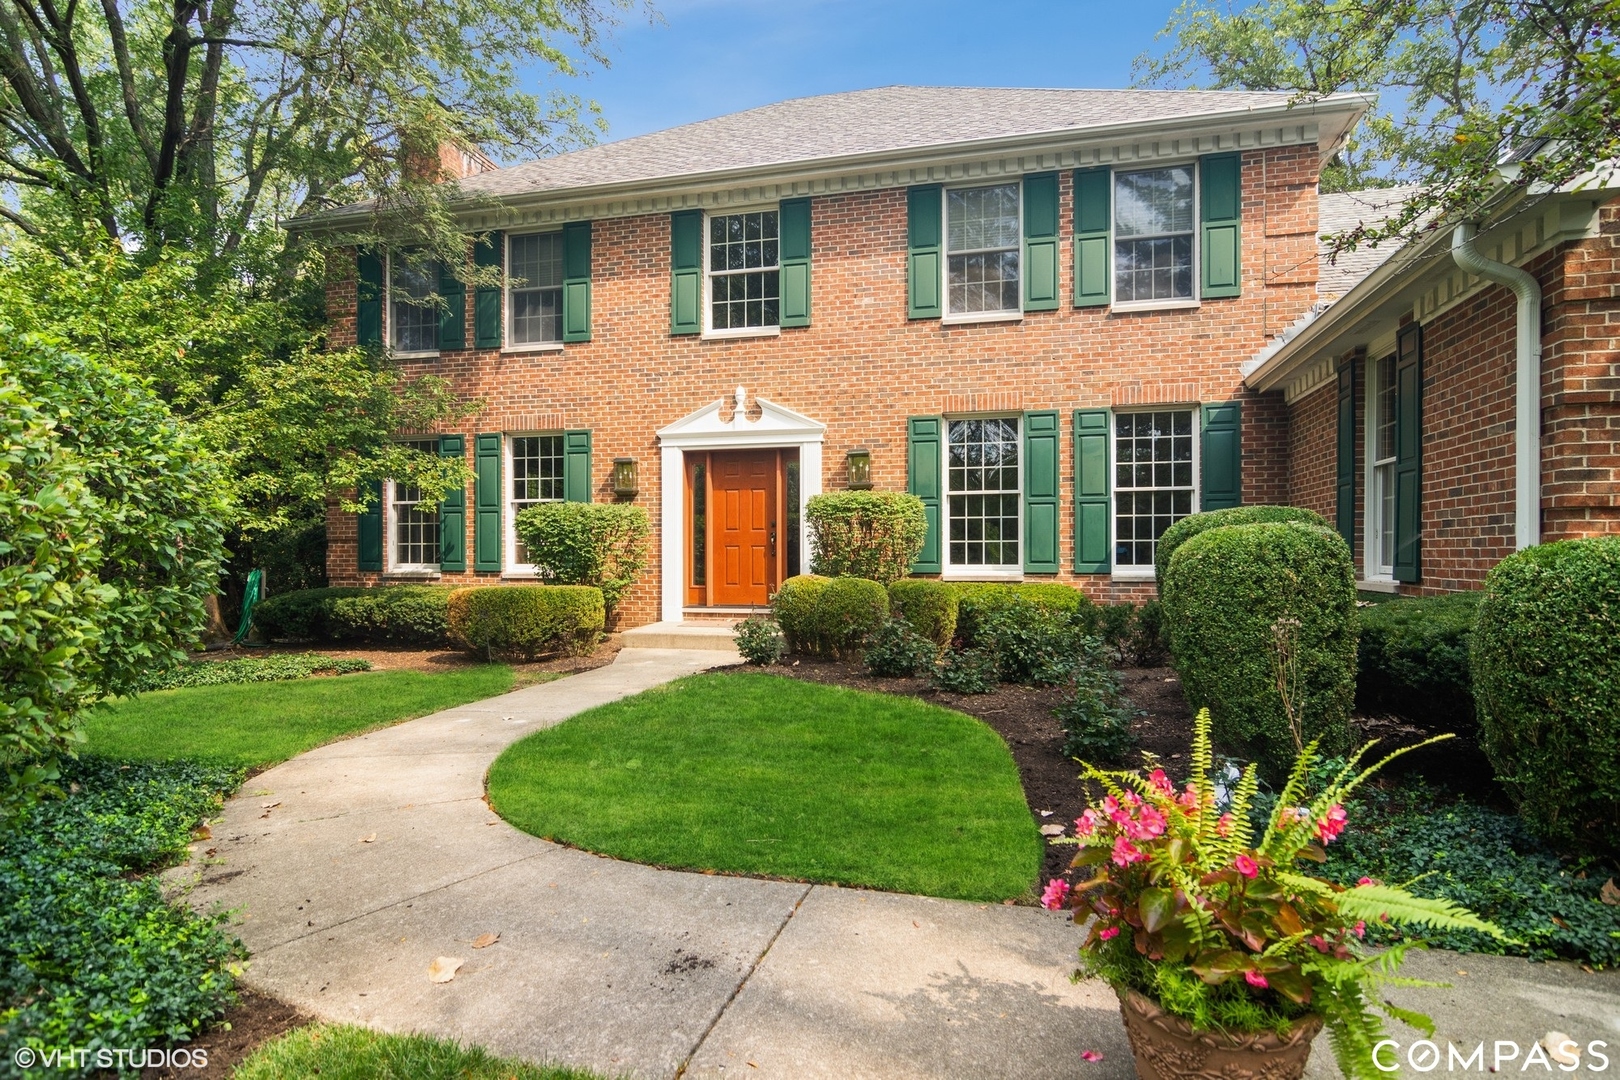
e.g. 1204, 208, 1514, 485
1046, 708, 1503, 1080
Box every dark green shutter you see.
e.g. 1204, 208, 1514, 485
563, 221, 592, 343
779, 197, 812, 328
1074, 409, 1111, 572
1201, 402, 1241, 510
670, 210, 703, 335
1073, 168, 1111, 307
357, 249, 384, 347
906, 185, 942, 320
907, 417, 942, 573
437, 434, 466, 571
563, 430, 592, 502
1393, 324, 1423, 582
1336, 358, 1357, 554
474, 433, 502, 572
438, 258, 466, 351
474, 232, 503, 349
357, 479, 383, 571
1022, 173, 1059, 312
1200, 153, 1242, 299
1022, 410, 1060, 572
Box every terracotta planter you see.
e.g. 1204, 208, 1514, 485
1116, 988, 1323, 1080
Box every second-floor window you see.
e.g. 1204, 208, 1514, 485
1114, 167, 1195, 304
708, 210, 779, 330
390, 253, 439, 354
509, 233, 564, 346
946, 184, 1020, 316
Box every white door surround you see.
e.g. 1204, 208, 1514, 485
657, 389, 826, 623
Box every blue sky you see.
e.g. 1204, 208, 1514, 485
553, 0, 1178, 144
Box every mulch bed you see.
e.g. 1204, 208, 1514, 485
141, 988, 308, 1079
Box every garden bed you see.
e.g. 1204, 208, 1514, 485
194, 637, 623, 678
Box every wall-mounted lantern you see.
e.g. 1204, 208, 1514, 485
845, 448, 873, 490
611, 457, 639, 498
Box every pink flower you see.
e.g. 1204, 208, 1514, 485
1040, 878, 1071, 910
1314, 804, 1348, 844
1357, 876, 1378, 887
1129, 804, 1167, 841
1102, 795, 1121, 815
1098, 926, 1120, 941
1244, 969, 1269, 989
1352, 920, 1366, 938
1233, 854, 1259, 879
1075, 810, 1098, 837
1080, 1050, 1105, 1063
1121, 790, 1141, 808
1149, 768, 1174, 795
1111, 836, 1146, 866
1178, 786, 1200, 811
1216, 813, 1234, 837
1308, 935, 1330, 953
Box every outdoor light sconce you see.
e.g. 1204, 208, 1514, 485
845, 448, 873, 490
611, 457, 639, 498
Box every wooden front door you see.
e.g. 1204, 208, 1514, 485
710, 450, 778, 606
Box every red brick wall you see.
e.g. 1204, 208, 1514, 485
327, 146, 1322, 624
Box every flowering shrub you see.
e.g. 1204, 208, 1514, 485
1048, 708, 1501, 1080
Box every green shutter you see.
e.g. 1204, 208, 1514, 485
357, 249, 384, 347
438, 258, 466, 351
357, 479, 383, 571
1073, 409, 1111, 573
779, 197, 812, 328
1022, 173, 1059, 312
1200, 153, 1242, 299
474, 232, 503, 349
563, 221, 592, 343
1336, 358, 1357, 555
437, 434, 466, 571
1393, 324, 1423, 583
906, 185, 942, 320
1201, 402, 1242, 510
1022, 410, 1060, 572
1073, 167, 1111, 307
906, 417, 942, 573
670, 210, 703, 335
563, 429, 592, 502
474, 433, 502, 572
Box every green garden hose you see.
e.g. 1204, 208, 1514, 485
232, 568, 264, 646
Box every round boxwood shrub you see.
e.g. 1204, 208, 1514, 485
1472, 537, 1620, 854
815, 576, 889, 658
446, 585, 605, 660
1154, 505, 1331, 589
772, 574, 828, 654
1161, 521, 1357, 781
805, 491, 928, 585
887, 579, 959, 647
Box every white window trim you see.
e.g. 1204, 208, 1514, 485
941, 181, 1024, 320
1109, 405, 1202, 580
702, 207, 784, 338
940, 414, 1025, 581
503, 431, 566, 575
504, 230, 566, 351
1364, 353, 1399, 584
1106, 161, 1202, 314
384, 250, 441, 359
384, 477, 441, 576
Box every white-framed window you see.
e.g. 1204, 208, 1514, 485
945, 183, 1021, 318
388, 437, 441, 572
506, 433, 566, 572
706, 209, 780, 332
388, 252, 440, 354
1113, 166, 1197, 307
507, 232, 564, 347
1112, 409, 1198, 574
944, 416, 1021, 574
1367, 353, 1399, 580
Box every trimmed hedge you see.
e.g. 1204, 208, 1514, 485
954, 582, 1091, 646
1356, 591, 1481, 733
446, 586, 604, 660
1473, 537, 1620, 854
252, 586, 453, 645
1162, 521, 1357, 781
772, 575, 828, 654
805, 491, 928, 585
887, 580, 959, 647
1154, 505, 1331, 589
815, 576, 890, 658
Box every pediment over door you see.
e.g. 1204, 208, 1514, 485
657, 387, 826, 449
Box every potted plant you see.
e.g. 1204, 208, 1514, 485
1044, 708, 1501, 1080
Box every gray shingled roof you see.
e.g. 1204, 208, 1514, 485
453, 85, 1305, 201
1316, 184, 1421, 297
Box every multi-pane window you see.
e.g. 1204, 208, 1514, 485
708, 210, 779, 330
946, 417, 1020, 568
946, 184, 1020, 315
509, 233, 564, 345
390, 253, 439, 353
1114, 167, 1195, 304
509, 434, 565, 567
1113, 411, 1196, 569
390, 438, 440, 569
1371, 355, 1399, 576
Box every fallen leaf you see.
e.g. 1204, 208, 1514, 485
260, 801, 281, 809
472, 932, 500, 949
747, 1063, 757, 1069
428, 956, 464, 983
1552, 915, 1571, 929
1038, 809, 1053, 817
1544, 1032, 1580, 1067
1601, 878, 1620, 906
1039, 824, 1065, 836
1081, 1050, 1104, 1063
359, 833, 376, 844
193, 825, 212, 841
1457, 970, 1468, 976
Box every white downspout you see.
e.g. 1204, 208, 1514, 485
1451, 222, 1543, 550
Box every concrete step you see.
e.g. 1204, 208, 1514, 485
619, 621, 742, 652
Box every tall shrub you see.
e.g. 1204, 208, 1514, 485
513, 503, 649, 616
1154, 505, 1330, 589
1472, 537, 1620, 854
1161, 522, 1357, 781
805, 491, 927, 585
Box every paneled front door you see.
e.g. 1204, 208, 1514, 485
710, 450, 778, 606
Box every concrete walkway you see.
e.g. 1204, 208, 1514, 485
170, 650, 1620, 1079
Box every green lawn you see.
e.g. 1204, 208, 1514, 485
85, 666, 516, 769
232, 1025, 609, 1080
487, 671, 1041, 901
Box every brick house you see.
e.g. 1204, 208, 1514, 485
303, 86, 1615, 626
